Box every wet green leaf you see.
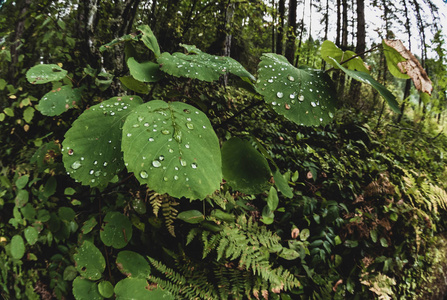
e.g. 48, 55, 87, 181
81, 217, 98, 234
38, 86, 81, 116
63, 265, 78, 281
122, 100, 222, 200
15, 189, 29, 207
256, 53, 337, 126
62, 96, 143, 187
100, 212, 132, 249
26, 64, 67, 84
272, 168, 293, 198
15, 175, 29, 190
73, 240, 105, 280
221, 137, 270, 194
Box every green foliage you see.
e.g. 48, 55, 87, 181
1, 5, 446, 299
256, 53, 337, 126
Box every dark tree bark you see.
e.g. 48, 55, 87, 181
285, 0, 297, 64
276, 0, 285, 55
341, 0, 348, 50
348, 0, 365, 104
336, 0, 341, 47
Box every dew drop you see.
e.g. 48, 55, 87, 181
186, 122, 194, 130
311, 102, 317, 107
148, 137, 154, 142
71, 161, 82, 170
180, 159, 187, 167
127, 133, 132, 137
287, 75, 295, 82
174, 175, 179, 180
159, 155, 165, 161
68, 149, 74, 155
328, 112, 334, 118
168, 148, 174, 153
163, 177, 168, 181
183, 109, 190, 114
132, 124, 140, 128
268, 79, 273, 83
152, 160, 162, 168
272, 101, 277, 106
94, 171, 101, 177
185, 144, 190, 149
285, 103, 291, 110
161, 129, 170, 135
144, 123, 149, 127
140, 171, 149, 179
276, 92, 284, 98
299, 95, 305, 102
191, 163, 197, 169
89, 169, 94, 175
103, 162, 108, 167
94, 160, 98, 165
110, 112, 115, 116
290, 93, 296, 99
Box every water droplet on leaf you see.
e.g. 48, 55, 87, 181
277, 92, 284, 98
152, 160, 162, 168
71, 161, 81, 170
140, 171, 149, 179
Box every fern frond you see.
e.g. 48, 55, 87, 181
148, 191, 163, 216
161, 198, 178, 237
186, 227, 201, 246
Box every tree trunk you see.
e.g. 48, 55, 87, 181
285, 0, 297, 64
348, 0, 365, 104
276, 0, 285, 55
336, 0, 341, 47
341, 0, 348, 50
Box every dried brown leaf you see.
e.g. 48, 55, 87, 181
384, 39, 433, 95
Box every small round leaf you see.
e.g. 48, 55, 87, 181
73, 240, 105, 280
10, 235, 25, 260
72, 277, 103, 300
26, 64, 67, 84
115, 278, 174, 300
38, 86, 81, 116
98, 281, 114, 298
100, 212, 132, 249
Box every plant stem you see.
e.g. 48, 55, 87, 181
326, 44, 381, 72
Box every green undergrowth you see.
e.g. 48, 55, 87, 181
1, 24, 447, 300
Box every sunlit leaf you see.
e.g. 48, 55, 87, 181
100, 33, 139, 52
327, 57, 400, 113
122, 100, 222, 200
62, 96, 143, 187
382, 40, 410, 79
38, 86, 81, 116
26, 64, 67, 84
119, 76, 149, 94
256, 53, 337, 126
383, 39, 433, 95
320, 40, 370, 73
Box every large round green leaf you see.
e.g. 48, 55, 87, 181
115, 278, 174, 300
38, 86, 81, 116
72, 277, 103, 300
73, 240, 105, 280
122, 100, 222, 200
256, 53, 337, 126
100, 212, 133, 249
116, 250, 151, 278
26, 64, 67, 84
221, 137, 271, 194
62, 96, 143, 187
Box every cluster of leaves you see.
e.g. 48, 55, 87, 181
1, 18, 447, 300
